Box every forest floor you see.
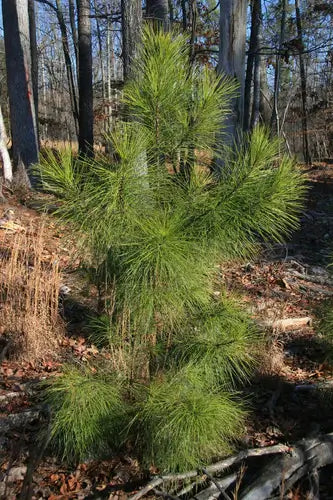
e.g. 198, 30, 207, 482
1, 162, 333, 499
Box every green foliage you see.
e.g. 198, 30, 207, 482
180, 128, 307, 259
86, 315, 119, 348
123, 28, 236, 162
37, 28, 306, 471
172, 299, 260, 388
36, 148, 82, 199
134, 367, 245, 472
46, 366, 128, 461
114, 211, 213, 332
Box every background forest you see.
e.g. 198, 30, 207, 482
1, 1, 333, 500
0, 0, 333, 182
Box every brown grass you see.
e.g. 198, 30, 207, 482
0, 222, 64, 361
260, 338, 286, 376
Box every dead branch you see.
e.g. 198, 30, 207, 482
194, 474, 237, 500
129, 444, 290, 500
288, 269, 333, 287
240, 433, 333, 499
0, 409, 42, 433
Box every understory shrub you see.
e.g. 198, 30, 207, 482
37, 27, 306, 470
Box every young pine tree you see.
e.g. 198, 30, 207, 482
37, 27, 306, 471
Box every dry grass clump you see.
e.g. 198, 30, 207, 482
260, 338, 286, 376
0, 223, 64, 360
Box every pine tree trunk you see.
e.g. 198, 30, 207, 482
146, 0, 169, 29
2, 0, 38, 187
295, 0, 311, 164
121, 0, 142, 81
218, 0, 247, 139
0, 105, 12, 183
77, 0, 94, 156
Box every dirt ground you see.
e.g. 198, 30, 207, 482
1, 162, 333, 499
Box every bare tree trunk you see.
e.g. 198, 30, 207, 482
0, 105, 13, 183
168, 0, 174, 24
218, 0, 247, 140
121, 0, 142, 81
55, 0, 79, 138
270, 0, 286, 135
69, 0, 79, 72
259, 57, 271, 125
94, 0, 105, 102
189, 0, 197, 63
295, 0, 311, 164
106, 13, 112, 132
250, 0, 262, 128
77, 0, 94, 156
146, 0, 169, 29
28, 0, 39, 144
181, 0, 187, 30
2, 0, 39, 187
244, 0, 259, 131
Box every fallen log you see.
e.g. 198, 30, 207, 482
240, 433, 333, 499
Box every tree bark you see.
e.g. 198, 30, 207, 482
218, 0, 247, 140
168, 0, 174, 24
2, 0, 39, 187
270, 0, 286, 135
295, 0, 311, 164
121, 0, 142, 81
189, 0, 198, 63
259, 57, 271, 125
28, 0, 39, 144
77, 0, 94, 156
0, 105, 13, 183
69, 0, 79, 72
181, 0, 187, 30
146, 0, 169, 29
55, 0, 79, 138
244, 0, 260, 131
250, 0, 262, 129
